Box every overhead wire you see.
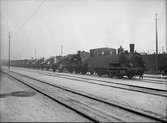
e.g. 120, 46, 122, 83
16, 0, 46, 31
1, 0, 46, 60
2, 0, 46, 33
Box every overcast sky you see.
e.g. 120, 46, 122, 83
0, 0, 166, 60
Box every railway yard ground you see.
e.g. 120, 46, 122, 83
0, 71, 91, 122
0, 66, 167, 122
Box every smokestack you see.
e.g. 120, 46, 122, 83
130, 44, 135, 53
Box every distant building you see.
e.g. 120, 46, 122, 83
90, 47, 116, 57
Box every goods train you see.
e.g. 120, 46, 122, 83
142, 53, 167, 75
11, 44, 145, 79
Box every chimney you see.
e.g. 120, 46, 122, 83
130, 44, 135, 53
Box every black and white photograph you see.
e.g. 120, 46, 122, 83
0, 0, 167, 122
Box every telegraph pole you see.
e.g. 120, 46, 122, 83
155, 13, 158, 54
8, 32, 11, 70
155, 13, 158, 72
61, 45, 63, 56
34, 48, 37, 59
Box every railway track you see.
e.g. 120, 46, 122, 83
3, 70, 167, 122
55, 72, 167, 90
127, 77, 167, 84
26, 69, 167, 97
